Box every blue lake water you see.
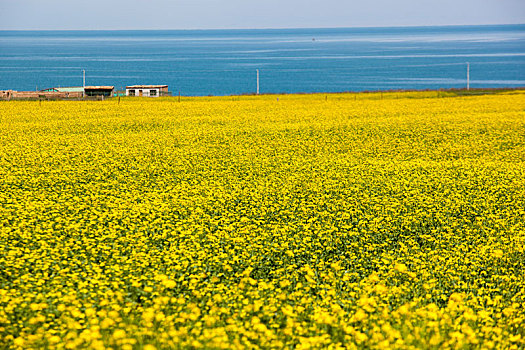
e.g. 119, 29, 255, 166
0, 25, 524, 95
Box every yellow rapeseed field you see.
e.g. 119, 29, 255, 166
0, 91, 524, 349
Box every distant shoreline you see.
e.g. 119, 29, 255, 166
2, 87, 524, 101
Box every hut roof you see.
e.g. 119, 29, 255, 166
41, 87, 84, 93
126, 85, 168, 89
84, 86, 114, 90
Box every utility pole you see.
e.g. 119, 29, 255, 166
466, 62, 470, 91
82, 69, 86, 97
256, 69, 259, 95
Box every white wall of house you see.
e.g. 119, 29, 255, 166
126, 88, 160, 97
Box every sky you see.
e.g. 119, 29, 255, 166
0, 0, 524, 30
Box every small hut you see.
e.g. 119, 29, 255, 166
126, 85, 168, 97
84, 86, 114, 97
40, 87, 84, 98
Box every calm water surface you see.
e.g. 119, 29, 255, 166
0, 25, 524, 95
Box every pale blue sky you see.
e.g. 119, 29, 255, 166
0, 0, 523, 30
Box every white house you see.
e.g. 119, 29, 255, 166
126, 85, 169, 97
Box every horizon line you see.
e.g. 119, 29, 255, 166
1, 22, 524, 32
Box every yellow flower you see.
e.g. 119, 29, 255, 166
449, 293, 464, 303
509, 334, 521, 343
13, 338, 25, 347
353, 309, 368, 322
113, 329, 126, 339
394, 263, 408, 273
162, 279, 177, 288
100, 318, 115, 329
492, 249, 504, 258
49, 335, 61, 344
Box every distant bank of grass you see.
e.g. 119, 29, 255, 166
105, 88, 525, 105
2, 87, 524, 102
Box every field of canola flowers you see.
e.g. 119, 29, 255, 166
0, 90, 525, 349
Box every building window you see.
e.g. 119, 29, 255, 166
129, 89, 135, 96
150, 89, 157, 96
